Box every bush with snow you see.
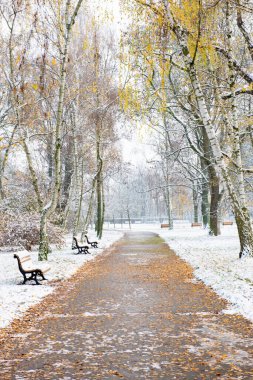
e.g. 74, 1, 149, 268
0, 212, 64, 250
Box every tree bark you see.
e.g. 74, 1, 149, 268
163, 186, 173, 229
209, 166, 221, 236
177, 32, 253, 256
39, 0, 84, 260
193, 184, 199, 223
200, 159, 209, 228
81, 177, 96, 241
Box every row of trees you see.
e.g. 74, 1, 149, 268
0, 0, 121, 259
121, 0, 253, 257
2, 0, 253, 259
105, 163, 193, 225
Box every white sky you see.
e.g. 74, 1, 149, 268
120, 127, 156, 165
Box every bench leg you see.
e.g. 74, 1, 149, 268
38, 273, 47, 280
31, 272, 41, 285
20, 272, 41, 285
22, 273, 30, 284
33, 277, 41, 285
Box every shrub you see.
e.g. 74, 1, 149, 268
0, 212, 64, 250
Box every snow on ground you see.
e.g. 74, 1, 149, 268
2, 221, 253, 329
158, 222, 253, 324
0, 230, 123, 329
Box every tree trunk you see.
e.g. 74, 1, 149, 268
95, 165, 103, 238
38, 0, 84, 260
163, 186, 173, 229
0, 125, 19, 200
127, 207, 131, 229
39, 209, 49, 261
209, 167, 221, 236
81, 177, 96, 241
235, 208, 253, 258
178, 33, 253, 256
0, 13, 20, 200
62, 141, 73, 211
200, 159, 209, 228
193, 184, 199, 223
22, 139, 43, 211
47, 133, 53, 184
72, 160, 82, 238
201, 182, 209, 228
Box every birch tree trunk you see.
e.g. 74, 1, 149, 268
95, 151, 104, 239
39, 0, 84, 260
192, 183, 199, 223
200, 159, 209, 228
177, 31, 253, 256
0, 10, 19, 200
72, 160, 82, 238
22, 139, 43, 211
164, 187, 173, 229
93, 30, 105, 240
209, 166, 221, 236
225, 1, 253, 256
71, 108, 82, 237
81, 177, 96, 241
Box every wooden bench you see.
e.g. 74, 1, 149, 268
85, 235, 98, 248
72, 237, 91, 254
191, 223, 202, 227
222, 221, 233, 225
14, 253, 50, 285
161, 224, 169, 228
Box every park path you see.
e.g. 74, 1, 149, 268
1, 231, 253, 379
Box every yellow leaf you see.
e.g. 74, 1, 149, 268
52, 58, 57, 65
83, 38, 89, 50
16, 55, 21, 64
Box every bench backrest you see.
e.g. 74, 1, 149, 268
20, 255, 31, 263
14, 253, 50, 274
14, 254, 29, 274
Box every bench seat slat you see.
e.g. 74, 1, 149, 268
20, 254, 31, 260
21, 257, 31, 263
42, 267, 51, 274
